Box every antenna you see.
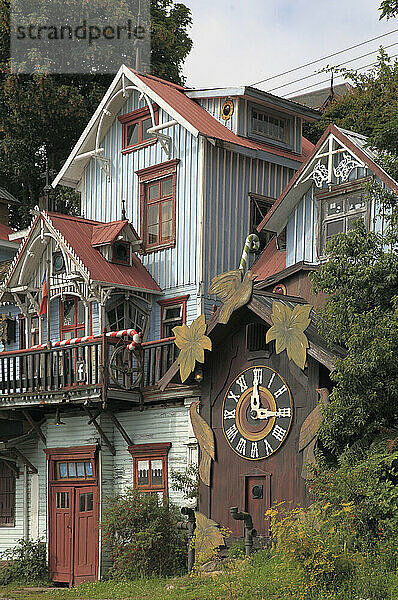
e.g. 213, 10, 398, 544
135, 0, 142, 73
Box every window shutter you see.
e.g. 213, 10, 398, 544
0, 462, 15, 526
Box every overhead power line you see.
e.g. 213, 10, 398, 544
267, 39, 398, 93
282, 51, 398, 98
251, 27, 398, 87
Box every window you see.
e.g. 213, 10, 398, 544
251, 108, 289, 143
118, 105, 158, 153
0, 461, 15, 527
158, 296, 188, 338
106, 296, 149, 335
30, 315, 39, 346
137, 160, 179, 253
112, 241, 130, 265
249, 193, 274, 232
319, 189, 368, 254
56, 460, 94, 480
129, 443, 171, 498
61, 297, 85, 340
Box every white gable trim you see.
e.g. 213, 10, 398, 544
52, 65, 200, 188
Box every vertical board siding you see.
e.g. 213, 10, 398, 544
285, 170, 385, 268
82, 92, 202, 292
197, 97, 238, 134
203, 142, 294, 298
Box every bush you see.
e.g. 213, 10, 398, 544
101, 488, 186, 579
0, 539, 49, 584
308, 439, 398, 544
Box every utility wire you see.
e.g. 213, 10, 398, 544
267, 40, 398, 93
251, 27, 398, 87
282, 51, 398, 98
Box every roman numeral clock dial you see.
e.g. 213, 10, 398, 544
222, 366, 293, 460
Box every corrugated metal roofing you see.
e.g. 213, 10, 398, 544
251, 237, 286, 280
47, 212, 161, 293
0, 223, 13, 242
91, 220, 128, 246
132, 70, 314, 162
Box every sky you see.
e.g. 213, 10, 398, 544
180, 0, 397, 98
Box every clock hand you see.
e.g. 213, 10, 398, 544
250, 378, 260, 416
255, 408, 281, 420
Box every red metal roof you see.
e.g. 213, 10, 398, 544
91, 220, 129, 246
251, 237, 286, 280
132, 70, 314, 163
0, 222, 14, 242
47, 212, 161, 293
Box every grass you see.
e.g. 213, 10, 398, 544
0, 550, 397, 600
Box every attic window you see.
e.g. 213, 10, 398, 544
251, 108, 288, 143
118, 105, 159, 153
319, 189, 368, 254
112, 241, 130, 264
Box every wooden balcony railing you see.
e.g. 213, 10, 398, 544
0, 335, 178, 398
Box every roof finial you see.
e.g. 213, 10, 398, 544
135, 0, 142, 73
121, 198, 127, 221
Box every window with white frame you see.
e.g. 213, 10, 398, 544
319, 189, 368, 254
158, 296, 188, 338
251, 108, 289, 144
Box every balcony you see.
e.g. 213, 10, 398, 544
0, 334, 181, 408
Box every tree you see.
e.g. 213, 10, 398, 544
311, 185, 398, 459
0, 0, 192, 227
304, 51, 398, 179
379, 0, 398, 19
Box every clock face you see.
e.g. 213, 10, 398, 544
222, 366, 293, 460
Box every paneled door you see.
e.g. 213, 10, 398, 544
49, 485, 98, 586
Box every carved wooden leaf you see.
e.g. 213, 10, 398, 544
173, 315, 212, 383
194, 511, 225, 559
266, 301, 312, 370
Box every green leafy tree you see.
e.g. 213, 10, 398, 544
311, 184, 398, 458
379, 0, 398, 19
0, 0, 192, 227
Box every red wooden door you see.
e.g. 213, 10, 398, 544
49, 485, 98, 585
73, 487, 98, 585
49, 487, 74, 585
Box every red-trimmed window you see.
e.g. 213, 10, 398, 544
118, 105, 158, 153
0, 461, 15, 527
129, 442, 171, 498
158, 295, 188, 338
137, 160, 179, 253
61, 297, 85, 341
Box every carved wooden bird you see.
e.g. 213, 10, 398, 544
299, 388, 329, 479
209, 269, 256, 325
189, 401, 215, 487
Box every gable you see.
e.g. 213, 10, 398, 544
257, 124, 398, 235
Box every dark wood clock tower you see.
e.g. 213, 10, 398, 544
197, 292, 340, 540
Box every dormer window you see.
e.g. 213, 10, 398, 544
251, 108, 288, 143
118, 105, 159, 154
112, 240, 130, 265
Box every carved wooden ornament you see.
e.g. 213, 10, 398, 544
266, 301, 312, 370
189, 401, 215, 486
194, 511, 225, 560
299, 388, 329, 478
173, 314, 212, 383
209, 269, 255, 325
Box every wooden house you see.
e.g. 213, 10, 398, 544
158, 123, 398, 542
0, 66, 318, 584
251, 124, 398, 303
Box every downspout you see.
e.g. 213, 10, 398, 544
23, 464, 29, 541
196, 135, 206, 317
